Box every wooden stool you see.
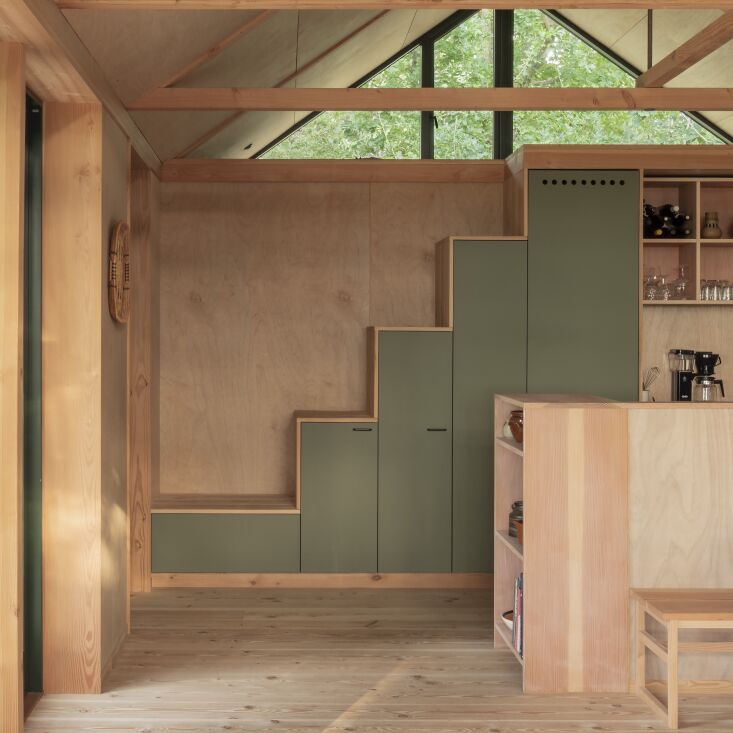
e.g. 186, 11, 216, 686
632, 588, 733, 729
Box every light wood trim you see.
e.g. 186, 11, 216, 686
434, 238, 453, 328
152, 493, 299, 513
131, 86, 733, 112
640, 630, 669, 662
10, 0, 161, 173
638, 685, 670, 723
175, 9, 390, 157
152, 573, 493, 589
161, 159, 506, 183
54, 1, 733, 10
0, 41, 25, 733
128, 155, 156, 594
42, 102, 104, 694
667, 621, 679, 729
679, 641, 733, 653
144, 10, 274, 95
637, 11, 733, 88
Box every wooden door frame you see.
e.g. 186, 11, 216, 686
1, 40, 27, 733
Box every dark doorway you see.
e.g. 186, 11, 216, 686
24, 94, 42, 695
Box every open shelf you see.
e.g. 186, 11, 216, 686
495, 436, 524, 457
496, 529, 523, 560
151, 493, 300, 514
494, 621, 524, 666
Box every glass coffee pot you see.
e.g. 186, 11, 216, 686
693, 375, 725, 402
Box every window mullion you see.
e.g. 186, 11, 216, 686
421, 38, 435, 160
493, 9, 514, 159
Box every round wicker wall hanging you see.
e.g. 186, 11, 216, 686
108, 221, 131, 323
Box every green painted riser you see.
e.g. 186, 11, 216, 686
152, 514, 300, 573
300, 422, 378, 573
527, 170, 639, 401
378, 330, 453, 573
452, 240, 527, 573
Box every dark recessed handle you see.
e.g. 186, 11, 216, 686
352, 427, 373, 432
427, 428, 447, 432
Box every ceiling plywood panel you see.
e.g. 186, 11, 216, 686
63, 9, 252, 104
673, 42, 733, 88
179, 11, 298, 88
132, 110, 235, 161
192, 111, 310, 158
403, 8, 454, 45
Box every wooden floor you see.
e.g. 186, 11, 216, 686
25, 589, 733, 732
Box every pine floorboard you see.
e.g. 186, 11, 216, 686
25, 589, 733, 732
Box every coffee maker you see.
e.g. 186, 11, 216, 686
668, 349, 695, 401
693, 351, 725, 402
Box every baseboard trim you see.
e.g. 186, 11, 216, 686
152, 572, 493, 589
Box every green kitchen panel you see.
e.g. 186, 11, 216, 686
152, 514, 300, 573
528, 170, 639, 401
378, 330, 453, 573
452, 240, 527, 573
300, 422, 378, 572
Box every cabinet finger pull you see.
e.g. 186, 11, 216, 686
352, 427, 373, 432
426, 428, 447, 432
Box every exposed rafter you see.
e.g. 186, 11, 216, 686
173, 9, 390, 159
636, 11, 733, 88
130, 86, 733, 112
53, 1, 733, 10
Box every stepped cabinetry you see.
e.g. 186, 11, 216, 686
300, 421, 378, 572
493, 394, 629, 693
378, 330, 453, 572
527, 170, 640, 402
449, 239, 527, 572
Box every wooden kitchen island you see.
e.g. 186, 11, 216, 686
494, 396, 733, 694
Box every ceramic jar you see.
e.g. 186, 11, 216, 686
508, 409, 524, 444
702, 211, 723, 239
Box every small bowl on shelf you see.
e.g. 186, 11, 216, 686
501, 609, 514, 631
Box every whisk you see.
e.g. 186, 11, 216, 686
643, 366, 660, 392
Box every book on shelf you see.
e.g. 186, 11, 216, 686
512, 572, 524, 659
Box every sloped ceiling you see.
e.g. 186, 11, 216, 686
64, 8, 452, 160
557, 9, 733, 137
62, 8, 731, 162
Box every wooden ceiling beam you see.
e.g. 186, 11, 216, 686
636, 11, 733, 88
130, 86, 733, 112
53, 1, 733, 11
161, 158, 507, 183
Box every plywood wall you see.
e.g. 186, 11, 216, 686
100, 111, 130, 671
159, 181, 502, 498
630, 408, 733, 680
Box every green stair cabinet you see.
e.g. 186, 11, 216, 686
378, 330, 453, 572
300, 422, 378, 572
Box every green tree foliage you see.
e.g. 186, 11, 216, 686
262, 10, 721, 160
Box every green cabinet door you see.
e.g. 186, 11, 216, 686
378, 330, 453, 572
528, 171, 639, 401
300, 422, 378, 572
452, 240, 527, 573
152, 514, 300, 573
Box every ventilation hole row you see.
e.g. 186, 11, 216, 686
542, 178, 626, 187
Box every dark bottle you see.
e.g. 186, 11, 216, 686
659, 203, 680, 220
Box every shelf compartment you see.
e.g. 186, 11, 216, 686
700, 181, 733, 240
495, 436, 524, 457
644, 179, 698, 240
494, 621, 524, 667
700, 239, 733, 289
496, 529, 523, 561
642, 239, 697, 302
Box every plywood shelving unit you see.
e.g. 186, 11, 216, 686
643, 177, 733, 305
493, 394, 630, 694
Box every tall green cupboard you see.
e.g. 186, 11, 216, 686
378, 330, 453, 572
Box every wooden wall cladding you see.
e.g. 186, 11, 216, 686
629, 408, 733, 682
0, 41, 25, 733
42, 102, 105, 694
158, 181, 502, 499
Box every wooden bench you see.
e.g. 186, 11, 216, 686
633, 588, 733, 729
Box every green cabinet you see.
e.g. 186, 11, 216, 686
152, 514, 300, 573
378, 330, 453, 572
527, 171, 639, 401
300, 422, 378, 572
452, 240, 527, 572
